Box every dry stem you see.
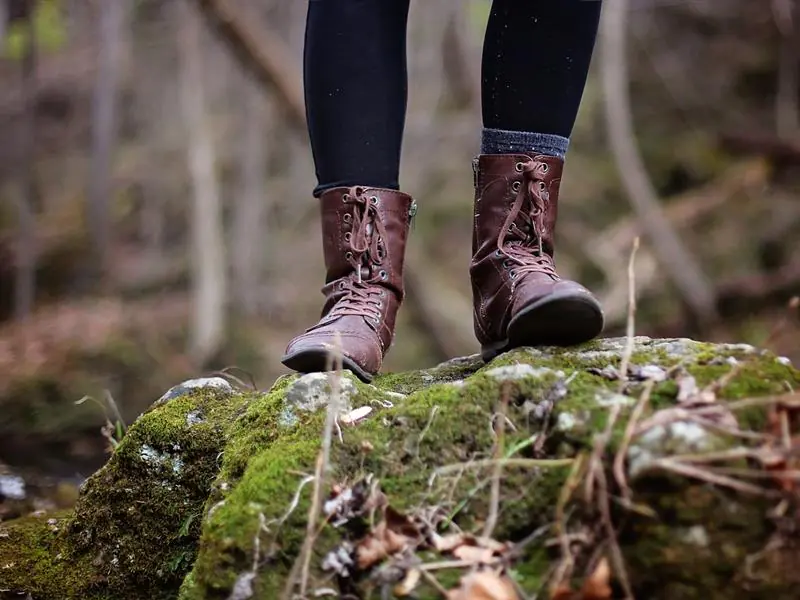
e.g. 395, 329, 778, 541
483, 382, 510, 539
618, 236, 640, 387
283, 334, 344, 599
613, 379, 654, 502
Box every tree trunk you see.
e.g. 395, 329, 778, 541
87, 0, 126, 284
14, 0, 38, 320
232, 80, 268, 317
0, 1, 8, 47
177, 0, 227, 365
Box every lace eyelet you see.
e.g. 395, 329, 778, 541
370, 196, 379, 205
338, 281, 346, 290
494, 249, 502, 257
541, 163, 549, 173
510, 270, 518, 279
515, 162, 524, 173
343, 213, 352, 223
539, 182, 547, 192
511, 181, 521, 193
342, 194, 350, 202
345, 251, 353, 260
379, 270, 388, 280
379, 290, 386, 297
502, 259, 512, 268
344, 232, 351, 242
377, 301, 383, 309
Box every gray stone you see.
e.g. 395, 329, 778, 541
0, 474, 26, 500
280, 373, 357, 427
157, 377, 234, 404
628, 421, 723, 477
485, 364, 562, 381
595, 391, 635, 408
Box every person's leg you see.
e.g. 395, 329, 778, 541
471, 0, 604, 360
480, 0, 602, 155
283, 0, 416, 382
304, 0, 411, 197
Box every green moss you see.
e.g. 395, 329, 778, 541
3, 337, 799, 599
0, 386, 249, 599
373, 355, 483, 395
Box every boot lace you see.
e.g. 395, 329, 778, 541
495, 158, 558, 281
329, 186, 389, 324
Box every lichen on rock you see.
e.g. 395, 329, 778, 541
1, 336, 799, 599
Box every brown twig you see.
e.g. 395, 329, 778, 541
551, 453, 588, 593
434, 458, 574, 476
648, 458, 781, 497
483, 382, 510, 539
595, 466, 635, 599
419, 569, 450, 596
618, 236, 640, 386
613, 379, 654, 503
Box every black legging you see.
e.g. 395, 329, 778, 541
304, 0, 602, 197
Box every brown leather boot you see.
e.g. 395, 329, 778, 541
470, 154, 604, 361
282, 186, 416, 382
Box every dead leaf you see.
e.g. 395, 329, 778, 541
580, 558, 612, 599
549, 585, 574, 600
549, 557, 612, 600
446, 571, 519, 600
452, 544, 495, 565
323, 476, 385, 527
321, 543, 355, 577
431, 532, 466, 552
340, 406, 373, 425
393, 568, 421, 596
384, 505, 421, 539
356, 522, 405, 568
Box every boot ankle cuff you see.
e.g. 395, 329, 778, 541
480, 128, 569, 160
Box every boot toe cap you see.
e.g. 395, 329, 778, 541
282, 323, 383, 380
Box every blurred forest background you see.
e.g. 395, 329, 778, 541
0, 0, 799, 513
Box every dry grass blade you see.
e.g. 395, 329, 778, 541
704, 392, 800, 415
551, 453, 588, 593
282, 334, 344, 599
613, 379, 654, 502
483, 382, 511, 539
595, 466, 634, 599
435, 458, 574, 476
650, 458, 782, 497
618, 236, 640, 386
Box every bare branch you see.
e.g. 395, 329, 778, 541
600, 0, 717, 324
188, 0, 306, 132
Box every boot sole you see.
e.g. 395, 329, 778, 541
481, 290, 604, 362
281, 348, 375, 383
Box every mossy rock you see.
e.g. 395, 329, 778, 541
2, 337, 799, 599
